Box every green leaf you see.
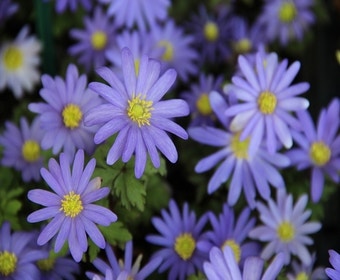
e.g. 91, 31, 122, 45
99, 221, 132, 246
87, 238, 101, 262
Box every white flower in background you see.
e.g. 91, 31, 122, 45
0, 26, 42, 98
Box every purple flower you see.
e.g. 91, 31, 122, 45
0, 0, 18, 25
84, 47, 189, 178
54, 0, 92, 13
249, 190, 321, 265
286, 98, 340, 202
87, 241, 162, 279
203, 246, 285, 280
189, 91, 290, 208
28, 64, 102, 160
69, 7, 117, 72
255, 0, 315, 46
225, 51, 310, 155
146, 200, 209, 280
0, 222, 48, 280
150, 20, 199, 82
0, 117, 44, 182
98, 0, 170, 31
326, 250, 340, 280
197, 203, 261, 266
27, 149, 118, 262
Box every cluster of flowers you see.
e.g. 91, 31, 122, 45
0, 0, 340, 279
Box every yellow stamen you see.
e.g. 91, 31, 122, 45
278, 2, 297, 23
277, 221, 295, 242
91, 31, 108, 50
196, 93, 212, 116
257, 91, 277, 114
233, 39, 252, 54
60, 191, 83, 218
296, 272, 309, 280
22, 140, 40, 162
127, 94, 153, 127
174, 233, 196, 261
0, 251, 17, 276
230, 132, 250, 159
309, 141, 331, 166
62, 104, 83, 129
3, 46, 23, 71
203, 21, 219, 42
158, 40, 174, 62
222, 239, 241, 263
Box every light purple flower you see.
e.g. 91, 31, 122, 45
203, 246, 285, 280
28, 64, 102, 160
0, 0, 18, 25
146, 200, 209, 280
54, 0, 92, 13
84, 47, 189, 178
249, 189, 321, 265
69, 7, 117, 72
0, 117, 44, 182
225, 51, 310, 155
286, 98, 340, 202
27, 149, 118, 262
326, 249, 340, 280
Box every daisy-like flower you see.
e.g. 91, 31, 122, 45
151, 20, 198, 82
28, 63, 102, 160
27, 149, 118, 262
68, 7, 117, 72
86, 241, 162, 279
0, 117, 44, 182
181, 73, 223, 127
255, 0, 315, 46
0, 0, 18, 25
84, 47, 189, 178
0, 26, 41, 99
326, 249, 340, 280
146, 200, 209, 280
98, 0, 170, 31
286, 98, 340, 202
225, 51, 310, 155
53, 0, 92, 13
203, 246, 285, 280
249, 189, 322, 265
189, 91, 290, 208
0, 222, 48, 280
197, 202, 260, 266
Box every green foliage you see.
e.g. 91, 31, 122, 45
0, 186, 24, 230
99, 221, 132, 247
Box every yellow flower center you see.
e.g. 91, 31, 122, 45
60, 191, 83, 218
278, 2, 297, 23
0, 251, 17, 276
3, 46, 23, 71
22, 140, 40, 163
277, 221, 295, 242
257, 91, 277, 114
174, 233, 196, 261
62, 104, 83, 129
231, 132, 250, 159
203, 21, 219, 42
91, 31, 108, 50
309, 141, 331, 166
196, 93, 212, 116
127, 95, 153, 127
233, 38, 252, 54
158, 40, 174, 62
222, 239, 241, 263
296, 272, 309, 280
37, 258, 55, 271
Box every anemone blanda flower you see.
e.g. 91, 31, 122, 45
0, 117, 44, 182
68, 7, 116, 72
84, 47, 189, 178
225, 51, 310, 155
326, 250, 340, 280
27, 149, 118, 262
197, 202, 261, 266
249, 189, 321, 265
98, 0, 170, 31
286, 98, 340, 202
53, 0, 92, 13
86, 241, 162, 280
0, 222, 48, 280
150, 20, 198, 82
189, 91, 290, 208
28, 63, 102, 160
254, 0, 315, 46
146, 200, 209, 280
0, 26, 41, 99
186, 4, 232, 64
0, 0, 18, 25
203, 246, 285, 280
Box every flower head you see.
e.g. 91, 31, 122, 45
146, 200, 209, 280
85, 47, 189, 178
225, 51, 310, 155
29, 64, 102, 160
53, 0, 92, 13
0, 222, 48, 280
286, 98, 340, 202
249, 190, 321, 265
27, 149, 118, 262
326, 249, 340, 280
0, 0, 18, 25
0, 26, 41, 98
0, 117, 44, 182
